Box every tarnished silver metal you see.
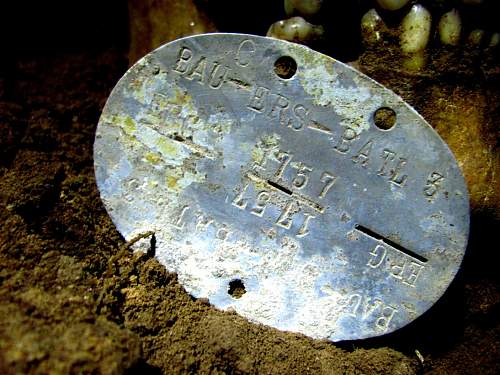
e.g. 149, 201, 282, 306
94, 33, 469, 341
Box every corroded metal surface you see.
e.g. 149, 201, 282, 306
94, 33, 469, 341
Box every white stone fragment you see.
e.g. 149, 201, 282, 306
490, 32, 500, 47
400, 4, 432, 54
439, 9, 462, 46
267, 16, 324, 43
467, 29, 484, 45
361, 8, 386, 44
376, 0, 410, 11
402, 51, 426, 72
284, 0, 323, 17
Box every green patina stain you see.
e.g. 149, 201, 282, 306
124, 116, 137, 134
166, 175, 178, 189
289, 44, 335, 76
156, 136, 180, 157
144, 152, 161, 164
251, 147, 265, 166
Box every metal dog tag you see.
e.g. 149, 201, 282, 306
94, 34, 469, 341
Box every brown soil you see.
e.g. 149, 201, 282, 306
0, 2, 499, 375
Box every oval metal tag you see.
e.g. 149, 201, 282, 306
94, 33, 469, 341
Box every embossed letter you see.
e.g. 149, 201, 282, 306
174, 47, 193, 73
367, 245, 386, 268
389, 158, 408, 186
195, 213, 214, 231
388, 256, 405, 280
318, 172, 337, 199
276, 201, 295, 229
334, 127, 357, 154
268, 94, 291, 127
291, 162, 313, 189
274, 151, 292, 179
232, 184, 250, 210
208, 62, 230, 89
403, 262, 424, 287
375, 305, 398, 332
236, 39, 256, 67
186, 56, 207, 83
423, 172, 444, 200
173, 205, 190, 229
248, 86, 270, 112
251, 191, 271, 217
296, 213, 315, 238
377, 149, 395, 176
291, 104, 309, 131
352, 140, 374, 168
361, 297, 383, 320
